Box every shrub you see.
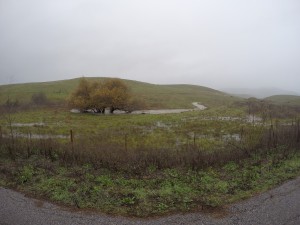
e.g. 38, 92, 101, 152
31, 92, 48, 105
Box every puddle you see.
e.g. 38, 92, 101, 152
187, 132, 241, 141
4, 132, 69, 139
199, 116, 262, 124
217, 117, 241, 121
71, 102, 207, 115
155, 121, 170, 128
70, 109, 80, 113
192, 102, 207, 110
245, 115, 262, 123
222, 134, 241, 141
11, 123, 46, 127
131, 109, 191, 115
131, 102, 206, 115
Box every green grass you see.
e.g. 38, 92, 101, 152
1, 151, 299, 217
264, 95, 300, 106
0, 106, 248, 151
0, 77, 240, 108
0, 97, 299, 217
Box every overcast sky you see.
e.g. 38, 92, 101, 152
0, 0, 299, 92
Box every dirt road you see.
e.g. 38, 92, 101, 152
1, 176, 299, 225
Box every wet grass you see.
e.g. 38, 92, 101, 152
0, 105, 300, 217
0, 106, 247, 150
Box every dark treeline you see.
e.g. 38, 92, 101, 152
235, 98, 300, 121
1, 93, 62, 111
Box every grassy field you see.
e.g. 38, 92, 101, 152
0, 77, 240, 108
1, 103, 300, 216
0, 78, 300, 217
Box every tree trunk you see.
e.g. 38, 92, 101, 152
110, 107, 115, 114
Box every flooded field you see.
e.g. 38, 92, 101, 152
4, 133, 69, 139
72, 102, 207, 115
131, 102, 207, 114
11, 123, 46, 127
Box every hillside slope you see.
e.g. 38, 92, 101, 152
264, 95, 300, 106
222, 87, 299, 99
0, 77, 239, 108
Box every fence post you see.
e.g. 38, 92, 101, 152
193, 132, 196, 147
125, 134, 127, 151
70, 129, 74, 143
240, 126, 244, 141
297, 119, 300, 143
268, 125, 273, 149
70, 129, 75, 164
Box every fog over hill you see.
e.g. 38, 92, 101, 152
222, 87, 300, 99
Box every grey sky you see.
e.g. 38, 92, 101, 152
0, 0, 300, 92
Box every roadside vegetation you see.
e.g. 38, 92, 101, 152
0, 78, 300, 217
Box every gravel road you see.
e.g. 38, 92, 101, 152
1, 176, 299, 225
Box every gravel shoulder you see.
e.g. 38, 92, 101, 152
1, 176, 300, 225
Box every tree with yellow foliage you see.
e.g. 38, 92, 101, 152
103, 79, 130, 113
68, 78, 136, 113
68, 78, 92, 112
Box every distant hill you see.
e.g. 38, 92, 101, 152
264, 95, 300, 106
222, 87, 299, 99
0, 77, 240, 109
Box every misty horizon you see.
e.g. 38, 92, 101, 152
1, 0, 300, 93
1, 76, 299, 99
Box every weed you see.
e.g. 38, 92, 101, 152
95, 175, 113, 187
121, 195, 136, 206
157, 202, 169, 212
147, 165, 157, 174
17, 165, 34, 184
223, 161, 239, 172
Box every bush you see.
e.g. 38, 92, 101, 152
31, 92, 48, 105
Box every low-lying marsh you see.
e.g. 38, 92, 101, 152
0, 105, 300, 217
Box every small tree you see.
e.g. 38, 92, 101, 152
89, 79, 131, 113
68, 78, 92, 112
68, 78, 133, 114
90, 86, 110, 113
104, 79, 130, 113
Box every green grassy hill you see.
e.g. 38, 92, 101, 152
264, 95, 300, 106
0, 77, 240, 108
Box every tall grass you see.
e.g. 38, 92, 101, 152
1, 121, 299, 174
1, 106, 299, 217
